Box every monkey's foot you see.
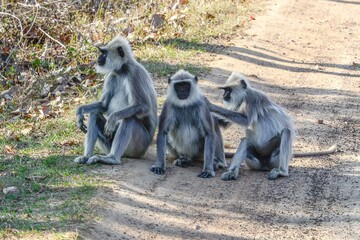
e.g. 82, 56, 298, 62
74, 156, 89, 164
150, 166, 165, 175
173, 156, 193, 168
268, 168, 288, 180
86, 155, 121, 165
197, 171, 215, 178
213, 158, 227, 170
221, 170, 239, 181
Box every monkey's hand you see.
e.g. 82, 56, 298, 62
150, 165, 165, 175
76, 113, 87, 133
197, 170, 215, 178
104, 115, 117, 138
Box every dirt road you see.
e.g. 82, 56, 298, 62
81, 0, 360, 239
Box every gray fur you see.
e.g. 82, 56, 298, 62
74, 36, 157, 165
151, 70, 227, 178
208, 72, 294, 180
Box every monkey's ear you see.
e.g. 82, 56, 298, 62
240, 79, 247, 89
194, 76, 198, 83
117, 46, 125, 58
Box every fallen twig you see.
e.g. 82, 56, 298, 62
38, 27, 66, 49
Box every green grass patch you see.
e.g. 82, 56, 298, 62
0, 111, 111, 239
0, 154, 101, 237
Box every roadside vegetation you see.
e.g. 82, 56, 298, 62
0, 0, 254, 238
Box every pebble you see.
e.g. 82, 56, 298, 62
3, 186, 20, 194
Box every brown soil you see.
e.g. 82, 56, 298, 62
80, 0, 360, 239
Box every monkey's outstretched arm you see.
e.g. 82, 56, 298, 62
205, 99, 249, 126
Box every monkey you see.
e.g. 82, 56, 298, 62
207, 72, 335, 180
74, 36, 157, 165
207, 72, 294, 180
150, 69, 227, 178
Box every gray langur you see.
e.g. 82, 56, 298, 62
74, 36, 157, 165
150, 69, 227, 178
208, 72, 336, 180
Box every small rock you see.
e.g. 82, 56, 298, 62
3, 186, 20, 194
40, 83, 52, 98
25, 176, 47, 181
317, 119, 324, 124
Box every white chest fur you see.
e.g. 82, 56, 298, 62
169, 122, 205, 158
107, 76, 133, 114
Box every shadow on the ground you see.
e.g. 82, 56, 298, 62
77, 157, 360, 239
159, 38, 360, 78
328, 0, 360, 5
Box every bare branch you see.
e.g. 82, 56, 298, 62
23, 1, 40, 37
0, 11, 24, 64
38, 27, 66, 49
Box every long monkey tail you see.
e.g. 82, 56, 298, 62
293, 144, 337, 158
225, 144, 337, 158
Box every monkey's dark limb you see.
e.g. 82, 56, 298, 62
207, 102, 249, 126
173, 156, 193, 168
221, 138, 250, 181
256, 135, 281, 157
151, 124, 168, 175
86, 155, 120, 165
213, 158, 227, 170
225, 135, 281, 158
293, 144, 337, 157
76, 114, 87, 133
76, 102, 102, 115
74, 156, 89, 164
76, 103, 104, 134
216, 117, 231, 129
268, 128, 291, 180
150, 166, 165, 175
197, 171, 214, 178
221, 170, 238, 180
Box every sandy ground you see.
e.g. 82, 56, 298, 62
80, 0, 360, 239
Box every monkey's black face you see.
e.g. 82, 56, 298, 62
97, 49, 107, 66
222, 87, 232, 102
174, 82, 191, 99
